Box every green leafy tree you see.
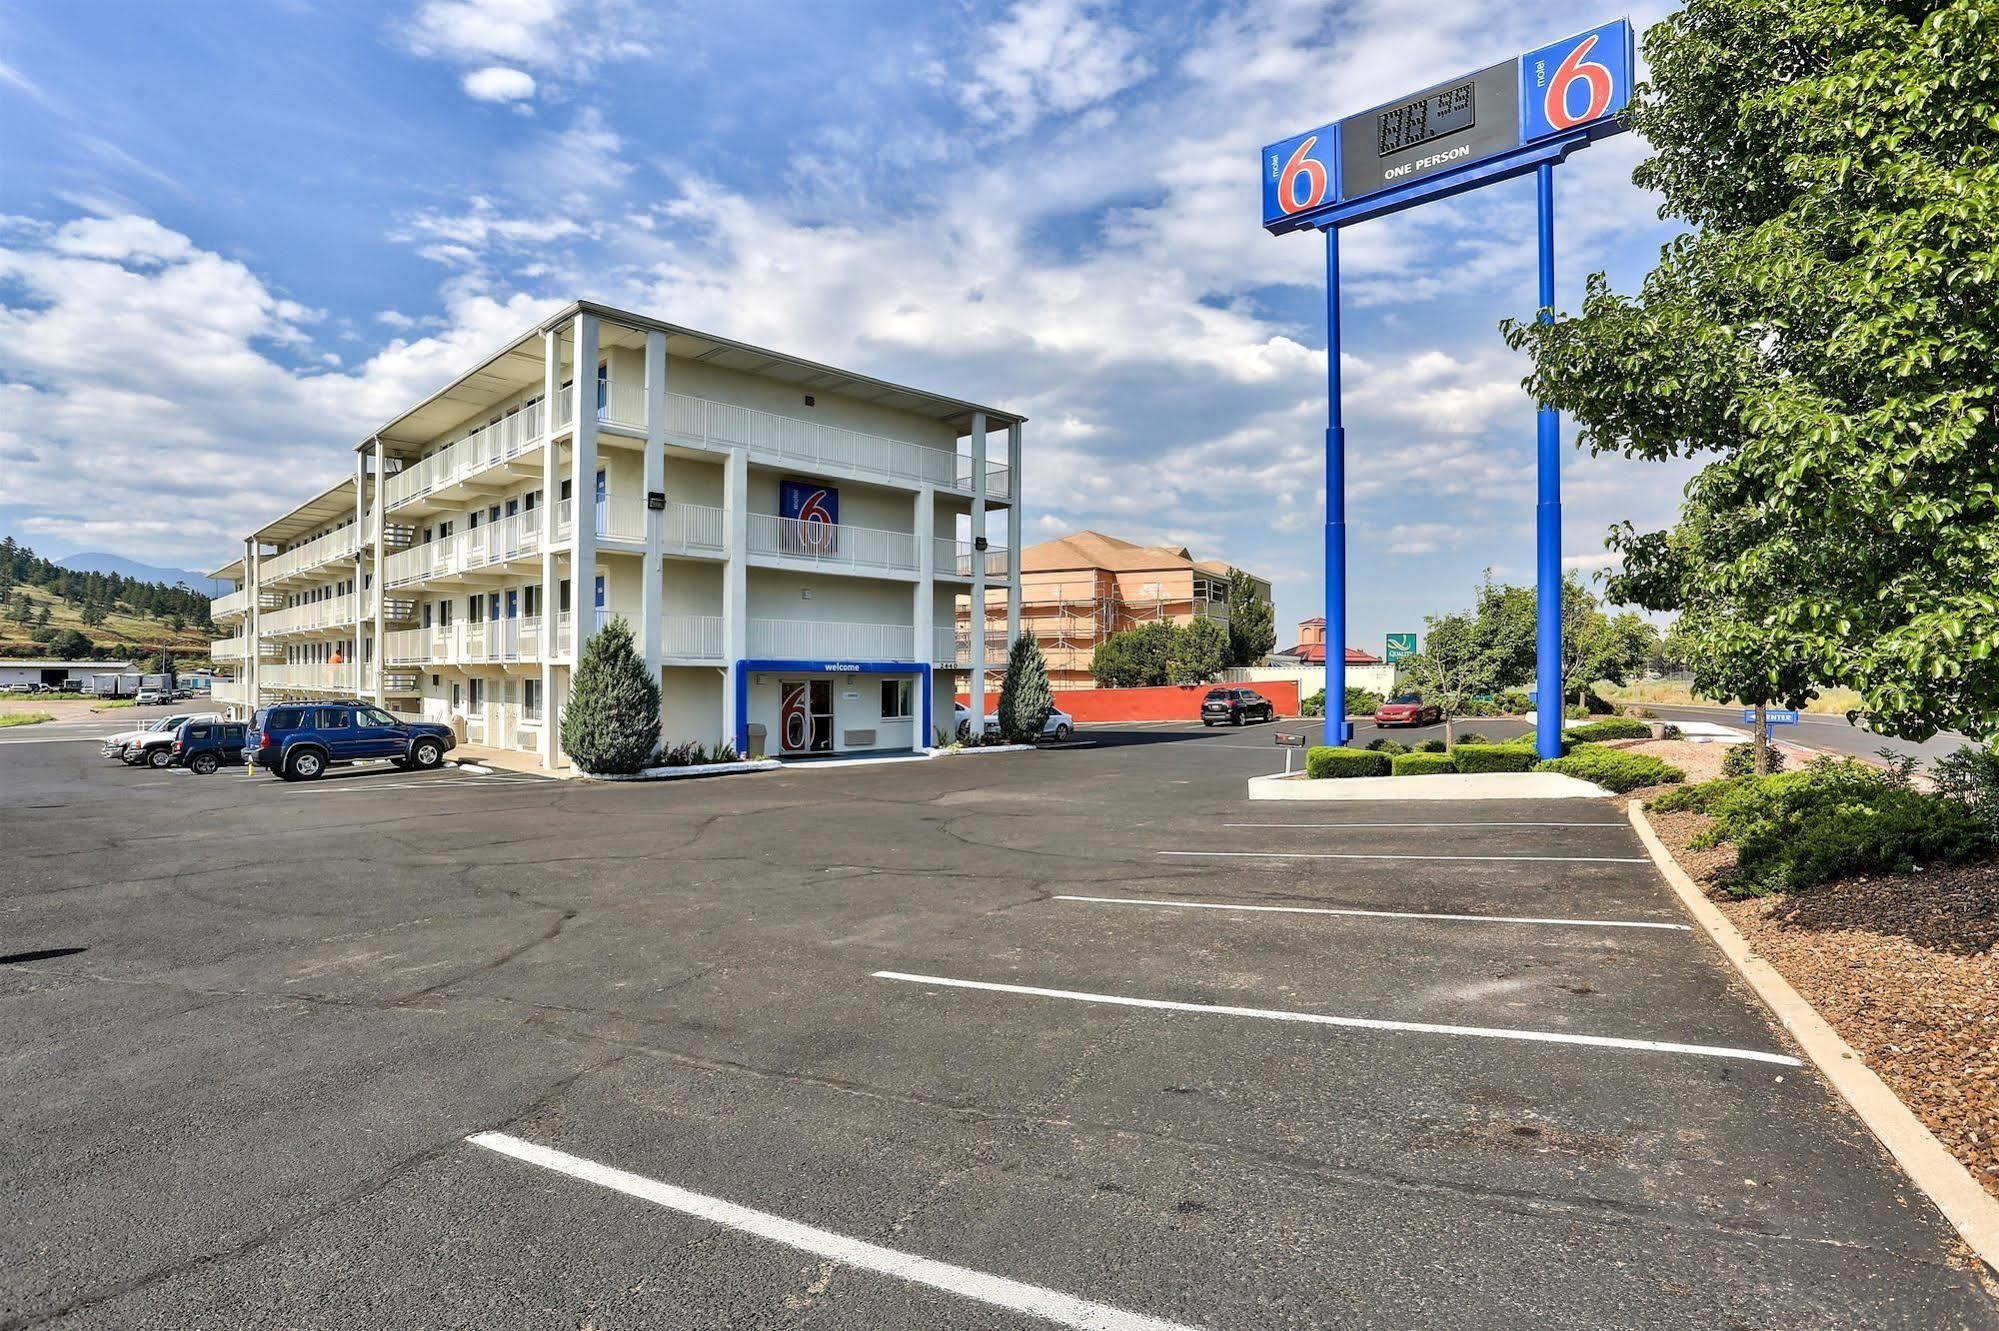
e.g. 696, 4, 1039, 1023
1399, 611, 1501, 747
1167, 617, 1229, 684
1223, 568, 1276, 666
46, 628, 92, 659
1090, 620, 1176, 687
1560, 572, 1659, 707
34, 606, 50, 627
1504, 0, 1999, 741
80, 602, 107, 628
7, 593, 28, 626
997, 633, 1055, 743
560, 617, 660, 774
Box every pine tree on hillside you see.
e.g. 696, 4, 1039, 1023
998, 633, 1054, 744
560, 616, 661, 774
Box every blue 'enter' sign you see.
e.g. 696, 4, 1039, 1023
1743, 708, 1801, 725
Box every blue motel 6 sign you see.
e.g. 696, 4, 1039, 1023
1260, 20, 1635, 760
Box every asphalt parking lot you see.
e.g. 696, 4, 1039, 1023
3, 714, 1994, 1328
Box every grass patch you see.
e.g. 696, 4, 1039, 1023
90, 699, 137, 711
0, 711, 54, 727
1593, 678, 1862, 716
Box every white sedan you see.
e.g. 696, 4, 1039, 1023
953, 703, 1074, 743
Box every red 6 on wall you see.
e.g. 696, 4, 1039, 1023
1543, 34, 1615, 131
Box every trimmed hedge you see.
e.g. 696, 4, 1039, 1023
1416, 738, 1448, 753
1392, 751, 1456, 776
1451, 743, 1538, 774
1535, 743, 1683, 793
1563, 717, 1653, 743
1306, 746, 1392, 779
1365, 738, 1409, 754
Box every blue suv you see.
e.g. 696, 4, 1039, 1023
249, 700, 456, 781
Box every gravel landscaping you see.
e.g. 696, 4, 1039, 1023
1647, 804, 1999, 1198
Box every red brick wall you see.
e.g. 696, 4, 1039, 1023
958, 680, 1301, 723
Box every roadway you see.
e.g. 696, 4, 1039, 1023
2, 714, 1990, 1327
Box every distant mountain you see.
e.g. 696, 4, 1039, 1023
54, 552, 229, 596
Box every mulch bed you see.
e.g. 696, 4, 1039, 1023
1645, 805, 1999, 1198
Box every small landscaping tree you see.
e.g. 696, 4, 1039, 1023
1168, 618, 1229, 684
998, 633, 1055, 743
1223, 567, 1276, 666
1090, 620, 1176, 687
1399, 611, 1498, 747
561, 616, 660, 775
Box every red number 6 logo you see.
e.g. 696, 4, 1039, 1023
1544, 35, 1614, 130
1277, 135, 1328, 215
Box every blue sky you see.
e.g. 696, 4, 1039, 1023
0, 0, 1694, 650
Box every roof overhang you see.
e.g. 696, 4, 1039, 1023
359, 299, 1026, 458
253, 475, 371, 545
206, 557, 246, 583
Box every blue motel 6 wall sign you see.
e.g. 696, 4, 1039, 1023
1259, 19, 1634, 760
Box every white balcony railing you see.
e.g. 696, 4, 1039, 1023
261, 526, 360, 584
748, 514, 918, 574
258, 663, 353, 693
956, 458, 1012, 500
260, 596, 359, 636
665, 392, 985, 494
662, 614, 725, 660
210, 589, 251, 620
385, 399, 547, 511
932, 539, 1011, 579
384, 507, 550, 588
662, 502, 725, 555
211, 679, 249, 706
747, 618, 913, 661
209, 636, 248, 661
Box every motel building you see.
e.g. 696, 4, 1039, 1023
205, 301, 1024, 768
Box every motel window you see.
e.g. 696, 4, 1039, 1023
559, 478, 572, 503
524, 678, 542, 721
468, 595, 483, 623
438, 599, 452, 627
881, 679, 912, 720
451, 682, 462, 711
523, 490, 537, 511
468, 678, 484, 714
559, 579, 571, 613
595, 468, 606, 504
523, 584, 540, 618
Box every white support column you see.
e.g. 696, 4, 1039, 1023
968, 411, 989, 731
539, 328, 561, 770
721, 445, 749, 750
914, 484, 935, 743
642, 328, 667, 737
243, 536, 260, 712
1006, 421, 1022, 652
370, 437, 386, 705
570, 313, 600, 667
353, 452, 367, 699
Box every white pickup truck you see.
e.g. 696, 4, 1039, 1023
103, 713, 220, 768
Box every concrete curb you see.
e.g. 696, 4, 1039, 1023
1247, 770, 1613, 801
1626, 799, 1999, 1273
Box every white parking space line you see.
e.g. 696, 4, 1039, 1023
468, 1132, 1202, 1331
872, 972, 1800, 1067
246, 775, 548, 794
1053, 894, 1691, 931
1159, 850, 1652, 865
1222, 821, 1627, 830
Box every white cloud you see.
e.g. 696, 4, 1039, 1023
957, 0, 1151, 134
461, 65, 537, 103
400, 0, 659, 99
0, 216, 560, 566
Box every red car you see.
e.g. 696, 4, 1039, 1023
1373, 695, 1442, 727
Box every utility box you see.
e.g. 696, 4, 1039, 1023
746, 722, 767, 760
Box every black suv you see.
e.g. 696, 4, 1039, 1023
1201, 687, 1275, 726
173, 719, 248, 775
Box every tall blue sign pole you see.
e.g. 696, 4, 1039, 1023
1534, 164, 1563, 760
1325, 228, 1349, 746
1261, 19, 1634, 760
